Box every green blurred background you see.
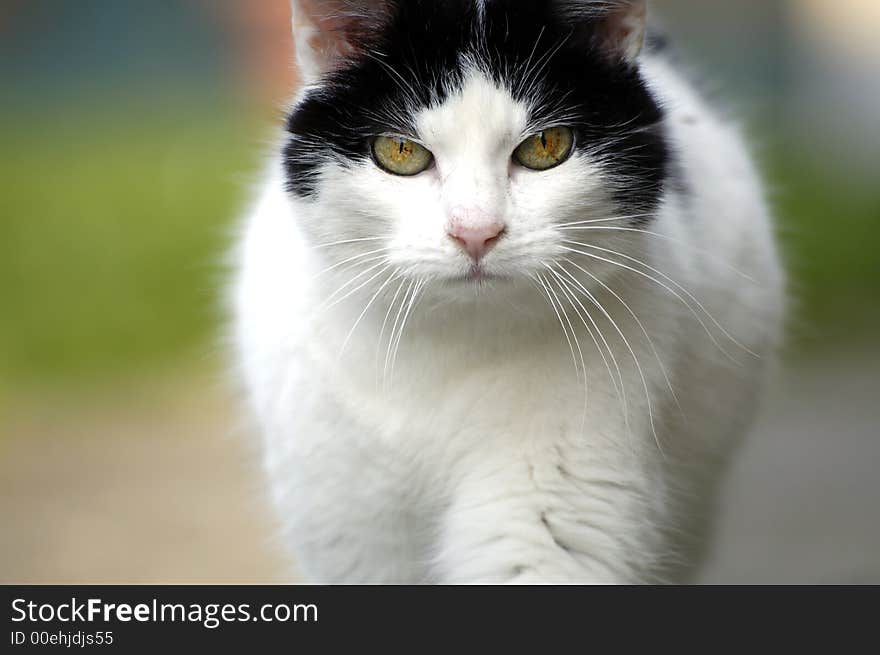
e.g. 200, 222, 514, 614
1, 1, 878, 583
1, 1, 283, 394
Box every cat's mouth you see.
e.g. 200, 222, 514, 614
455, 266, 506, 285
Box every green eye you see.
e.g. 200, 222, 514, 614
513, 127, 575, 171
371, 136, 434, 176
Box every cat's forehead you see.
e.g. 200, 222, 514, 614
417, 71, 529, 151
376, 1, 571, 86
359, 1, 629, 132
352, 1, 598, 138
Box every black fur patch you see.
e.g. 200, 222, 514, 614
283, 0, 669, 218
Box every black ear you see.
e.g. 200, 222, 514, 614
557, 1, 648, 65
290, 0, 395, 82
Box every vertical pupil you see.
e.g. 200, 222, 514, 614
398, 140, 405, 155
540, 132, 548, 150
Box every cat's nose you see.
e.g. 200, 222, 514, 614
447, 208, 506, 262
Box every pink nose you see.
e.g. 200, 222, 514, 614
447, 209, 506, 261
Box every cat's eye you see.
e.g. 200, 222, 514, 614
371, 136, 434, 176
513, 127, 575, 171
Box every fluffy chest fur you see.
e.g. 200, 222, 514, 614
232, 0, 784, 584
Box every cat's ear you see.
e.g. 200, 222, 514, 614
290, 0, 393, 82
560, 1, 648, 65
596, 1, 648, 63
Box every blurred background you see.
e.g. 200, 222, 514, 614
1, 0, 878, 583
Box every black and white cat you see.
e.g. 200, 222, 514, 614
233, 0, 784, 583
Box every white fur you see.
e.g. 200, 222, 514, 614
232, 54, 785, 583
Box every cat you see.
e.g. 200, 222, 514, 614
232, 0, 785, 584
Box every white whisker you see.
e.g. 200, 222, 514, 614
310, 247, 391, 280
562, 241, 758, 361
544, 273, 590, 429
555, 213, 655, 228
321, 259, 391, 312
388, 279, 425, 390
561, 257, 684, 421
559, 226, 758, 283
552, 263, 664, 456
310, 236, 389, 250
534, 273, 582, 383
547, 265, 629, 436
377, 278, 407, 384
384, 280, 414, 390
561, 244, 739, 364
546, 266, 621, 435
338, 267, 400, 359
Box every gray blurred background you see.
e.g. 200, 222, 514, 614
1, 1, 878, 583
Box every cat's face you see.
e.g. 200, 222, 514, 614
285, 0, 667, 302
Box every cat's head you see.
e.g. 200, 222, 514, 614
284, 0, 668, 304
